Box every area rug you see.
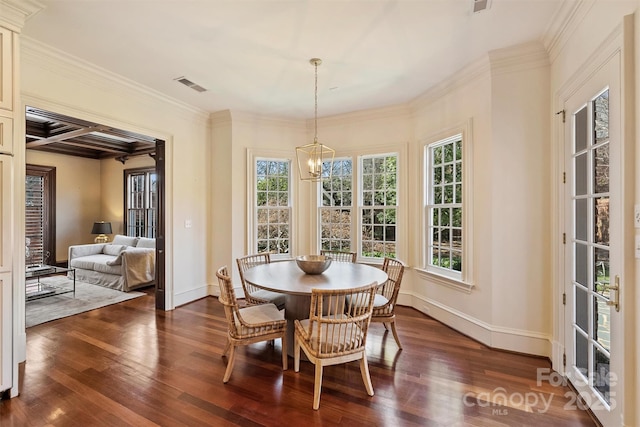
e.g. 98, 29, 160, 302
25, 276, 145, 328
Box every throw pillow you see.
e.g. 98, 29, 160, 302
136, 237, 155, 249
103, 244, 126, 256
112, 234, 139, 246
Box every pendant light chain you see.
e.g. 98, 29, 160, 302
314, 59, 318, 144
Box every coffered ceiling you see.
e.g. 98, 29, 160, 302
25, 107, 157, 160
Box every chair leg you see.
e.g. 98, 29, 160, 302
313, 363, 323, 410
294, 336, 300, 372
222, 344, 236, 383
223, 339, 231, 357
281, 336, 288, 371
359, 354, 374, 397
383, 322, 389, 331
390, 320, 402, 350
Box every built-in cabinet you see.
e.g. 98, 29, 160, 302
0, 24, 13, 394
0, 116, 13, 156
0, 270, 10, 394
0, 152, 11, 393
0, 27, 12, 112
0, 0, 37, 398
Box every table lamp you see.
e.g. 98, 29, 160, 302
91, 221, 112, 243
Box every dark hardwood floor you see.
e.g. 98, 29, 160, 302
1, 289, 596, 426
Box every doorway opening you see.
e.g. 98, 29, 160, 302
25, 106, 166, 309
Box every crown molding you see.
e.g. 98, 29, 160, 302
21, 36, 209, 123
542, 0, 596, 63
409, 55, 490, 113
210, 110, 233, 127
488, 41, 550, 75
0, 0, 43, 32
317, 103, 411, 127
213, 103, 410, 131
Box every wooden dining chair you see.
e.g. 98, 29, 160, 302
236, 253, 285, 309
372, 257, 405, 349
320, 249, 357, 263
216, 266, 288, 383
294, 282, 378, 410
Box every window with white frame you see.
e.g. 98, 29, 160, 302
359, 153, 398, 259
426, 134, 463, 277
125, 168, 157, 238
255, 159, 291, 255
320, 158, 353, 251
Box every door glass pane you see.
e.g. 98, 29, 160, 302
594, 247, 609, 294
594, 295, 610, 352
575, 199, 588, 241
575, 106, 588, 152
593, 90, 609, 144
575, 286, 588, 333
575, 153, 587, 196
576, 330, 588, 376
594, 144, 609, 193
593, 346, 611, 403
575, 242, 588, 287
594, 197, 609, 246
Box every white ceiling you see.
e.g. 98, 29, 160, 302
21, 0, 565, 120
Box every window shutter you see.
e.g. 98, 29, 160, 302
25, 175, 45, 265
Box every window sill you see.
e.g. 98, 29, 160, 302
415, 268, 474, 294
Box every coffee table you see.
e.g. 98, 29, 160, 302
25, 265, 76, 301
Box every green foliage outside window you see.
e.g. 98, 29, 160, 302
429, 137, 462, 273
361, 155, 397, 258
256, 160, 290, 254
320, 159, 353, 251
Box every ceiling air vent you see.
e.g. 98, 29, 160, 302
174, 76, 207, 93
473, 0, 491, 13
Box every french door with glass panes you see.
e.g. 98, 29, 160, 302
563, 52, 623, 426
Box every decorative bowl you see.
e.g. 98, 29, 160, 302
295, 255, 332, 275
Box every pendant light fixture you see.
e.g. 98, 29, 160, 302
296, 58, 335, 182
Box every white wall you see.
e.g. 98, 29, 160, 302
209, 112, 308, 292
489, 43, 551, 353
410, 59, 494, 337
20, 37, 211, 308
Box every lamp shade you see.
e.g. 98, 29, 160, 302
91, 221, 112, 235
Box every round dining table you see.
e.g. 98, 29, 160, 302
243, 259, 388, 356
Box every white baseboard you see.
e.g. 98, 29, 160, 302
401, 292, 552, 358
174, 285, 210, 307
551, 340, 564, 374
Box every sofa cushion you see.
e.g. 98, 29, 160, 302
135, 237, 155, 249
69, 254, 116, 270
112, 234, 138, 246
103, 244, 127, 256
92, 260, 122, 275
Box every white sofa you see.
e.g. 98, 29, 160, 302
68, 234, 155, 292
